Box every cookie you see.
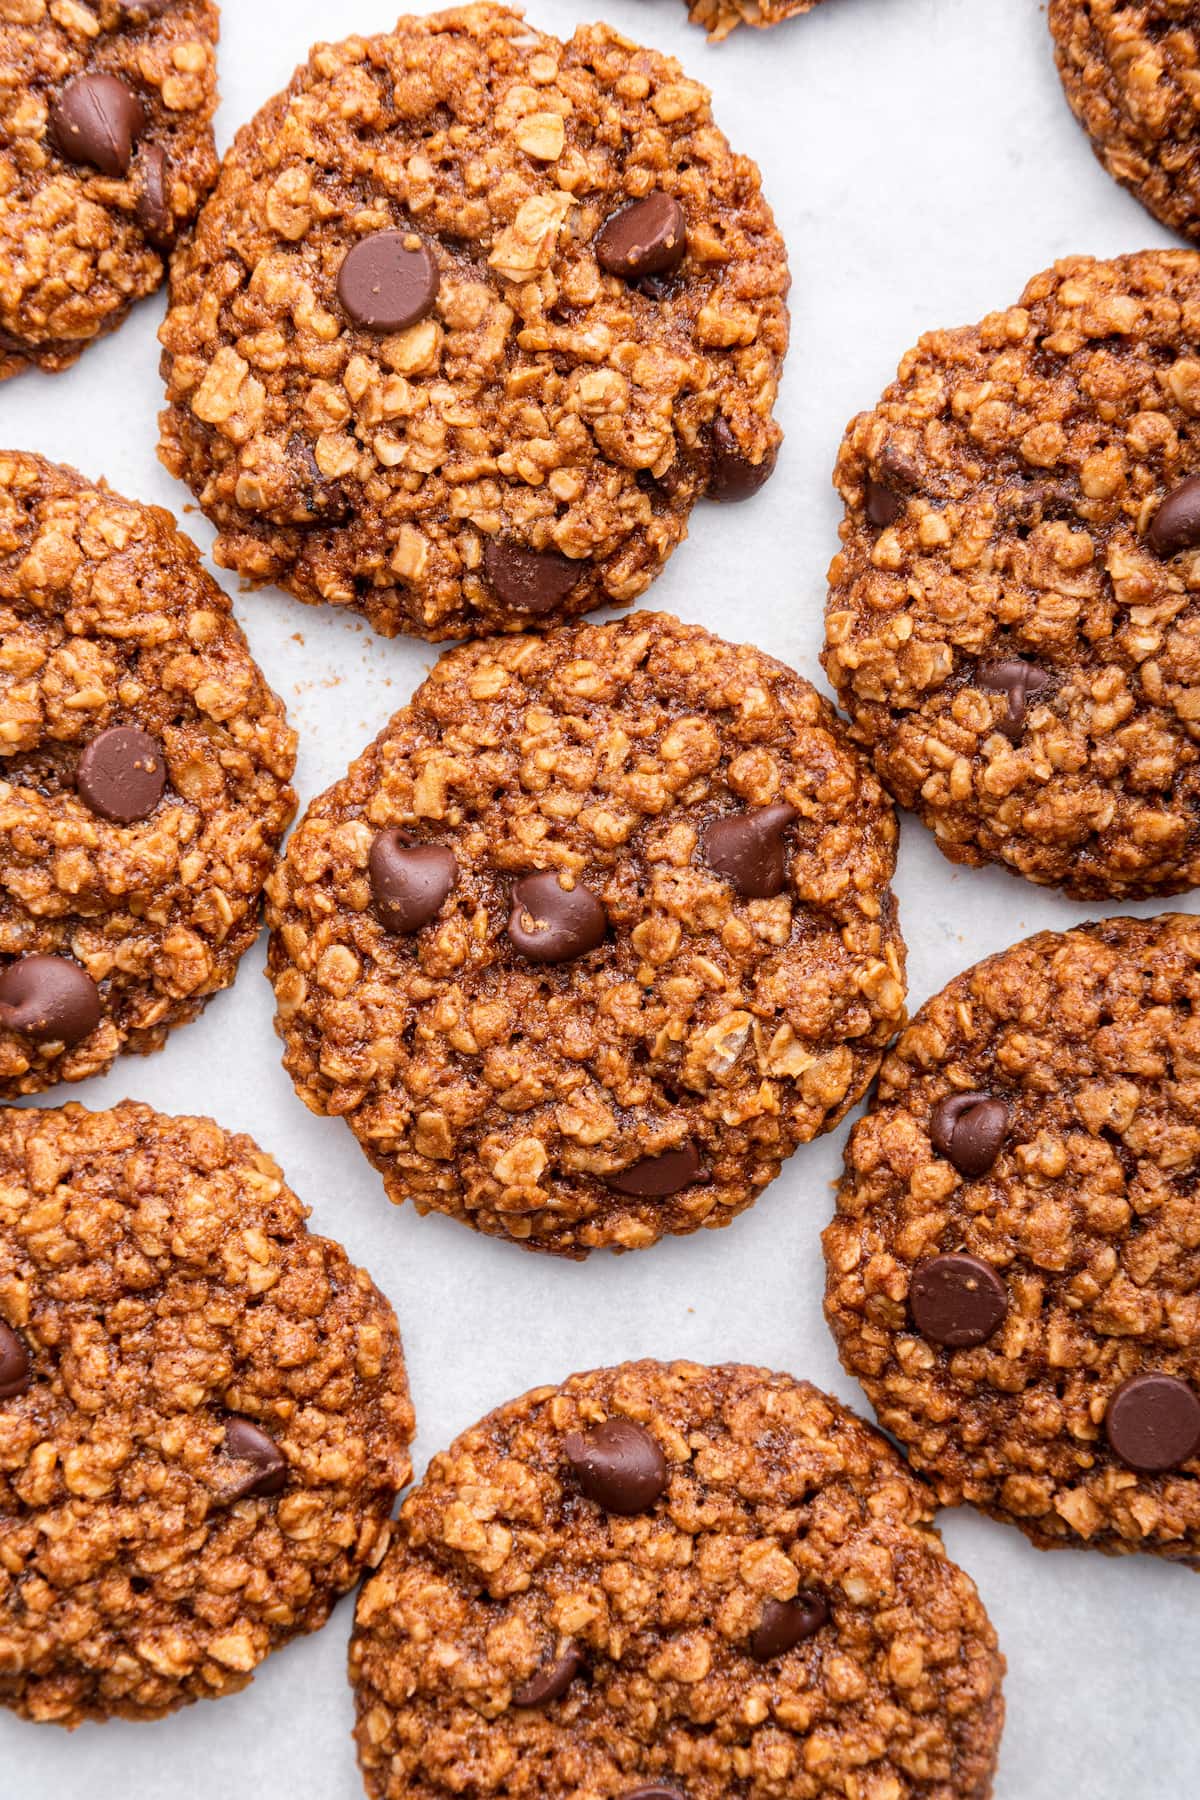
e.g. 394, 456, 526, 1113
349, 1359, 1005, 1800
824, 913, 1200, 1564
686, 0, 822, 41
157, 4, 790, 642
0, 1100, 414, 1725
0, 451, 296, 1097
0, 0, 219, 380
1049, 1, 1200, 241
825, 250, 1200, 900
266, 612, 906, 1256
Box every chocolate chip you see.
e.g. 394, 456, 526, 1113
50, 73, 145, 177
369, 832, 458, 934
595, 191, 687, 281
1146, 475, 1200, 558
221, 1417, 287, 1501
0, 956, 100, 1047
748, 1592, 828, 1661
507, 872, 606, 963
702, 802, 797, 899
865, 479, 904, 527
482, 540, 580, 615
136, 142, 174, 247
337, 229, 440, 332
77, 725, 167, 822
708, 418, 778, 503
909, 1253, 1008, 1349
604, 1143, 705, 1197
1104, 1373, 1200, 1474
512, 1642, 586, 1707
565, 1418, 668, 1514
0, 1323, 31, 1400
929, 1093, 1010, 1179
977, 659, 1050, 743
619, 1790, 687, 1800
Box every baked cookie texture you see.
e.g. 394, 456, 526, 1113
826, 250, 1200, 900
1049, 0, 1200, 241
825, 913, 1200, 1565
0, 0, 219, 380
266, 613, 906, 1257
0, 451, 296, 1097
686, 0, 822, 41
350, 1361, 1005, 1800
0, 1101, 414, 1726
158, 4, 790, 642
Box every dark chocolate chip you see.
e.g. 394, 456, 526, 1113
50, 73, 145, 177
369, 832, 458, 934
595, 192, 687, 281
977, 659, 1050, 743
482, 539, 580, 615
929, 1093, 1010, 1179
619, 1790, 687, 1800
865, 479, 904, 527
564, 1418, 668, 1514
77, 725, 167, 822
507, 871, 606, 963
136, 142, 174, 247
748, 1592, 828, 1661
708, 418, 778, 503
221, 1416, 287, 1500
702, 802, 797, 899
0, 956, 101, 1047
1105, 1373, 1200, 1474
909, 1253, 1008, 1349
604, 1143, 705, 1198
1146, 475, 1200, 559
512, 1642, 586, 1707
0, 1322, 31, 1400
337, 229, 440, 332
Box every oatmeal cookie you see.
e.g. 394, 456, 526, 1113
825, 913, 1200, 1564
0, 0, 219, 380
1049, 1, 1200, 241
0, 451, 296, 1097
157, 4, 790, 643
266, 613, 906, 1257
350, 1360, 1005, 1800
826, 250, 1200, 900
0, 1100, 414, 1726
686, 0, 823, 42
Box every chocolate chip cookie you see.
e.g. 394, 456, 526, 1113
686, 0, 822, 41
826, 249, 1200, 900
1049, 1, 1200, 241
0, 451, 296, 1096
1, 0, 219, 380
349, 1360, 1005, 1800
266, 612, 906, 1256
825, 913, 1200, 1564
157, 4, 790, 642
0, 1100, 414, 1725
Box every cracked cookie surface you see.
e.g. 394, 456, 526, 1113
825, 913, 1200, 1564
0, 0, 219, 379
349, 1360, 1005, 1800
0, 1100, 414, 1726
266, 612, 905, 1257
826, 251, 1200, 899
0, 451, 296, 1097
158, 4, 790, 642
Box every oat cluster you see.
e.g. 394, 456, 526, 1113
687, 0, 821, 42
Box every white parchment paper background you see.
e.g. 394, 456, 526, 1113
2, 0, 1198, 1793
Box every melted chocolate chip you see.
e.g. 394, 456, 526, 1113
604, 1143, 705, 1197
708, 419, 778, 503
1105, 1373, 1200, 1474
595, 192, 687, 280
0, 956, 101, 1047
221, 1417, 287, 1501
512, 1643, 586, 1707
337, 229, 440, 332
369, 832, 458, 934
1146, 475, 1200, 559
619, 1790, 687, 1800
565, 1418, 668, 1514
865, 479, 904, 527
929, 1093, 1010, 1179
748, 1592, 829, 1661
977, 659, 1050, 743
507, 872, 606, 963
702, 802, 797, 899
482, 540, 581, 615
50, 73, 146, 177
136, 142, 174, 247
0, 1322, 31, 1400
909, 1253, 1008, 1349
77, 725, 167, 822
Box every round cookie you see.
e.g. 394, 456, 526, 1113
266, 612, 906, 1256
1049, 1, 1200, 242
0, 0, 219, 380
687, 0, 823, 41
824, 913, 1200, 1565
826, 250, 1200, 900
0, 1100, 414, 1726
158, 3, 790, 642
0, 451, 296, 1097
349, 1360, 1005, 1800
